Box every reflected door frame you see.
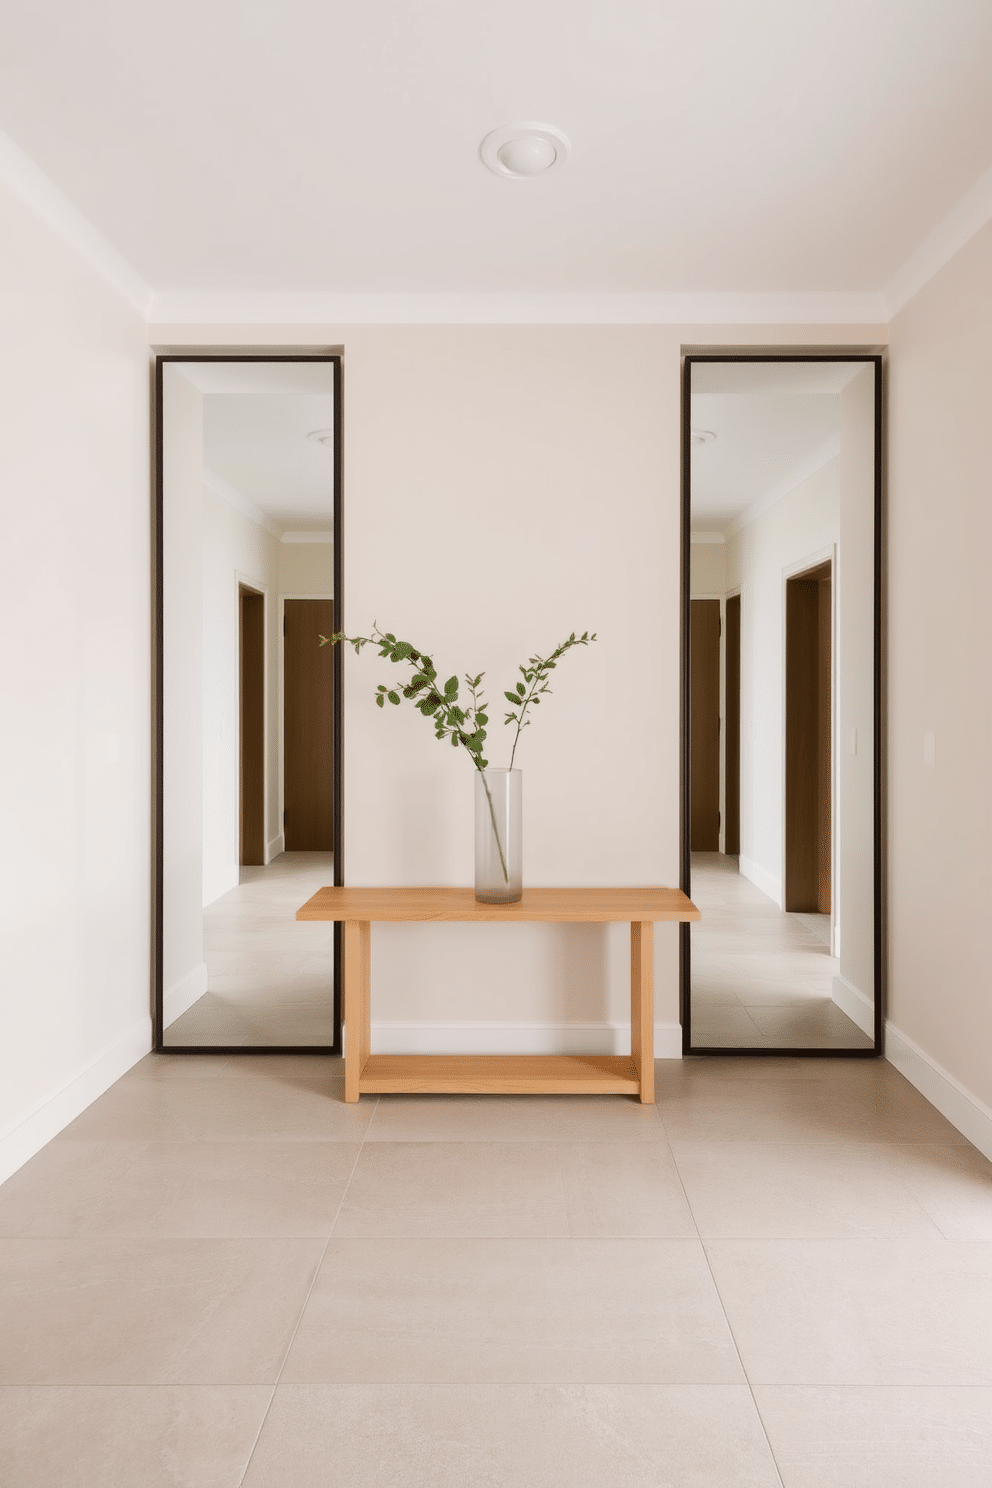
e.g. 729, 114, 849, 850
680, 349, 883, 1057
153, 351, 344, 1055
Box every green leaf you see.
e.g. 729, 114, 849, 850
476, 712, 488, 725
516, 681, 526, 696
387, 691, 400, 705
504, 691, 520, 706
444, 675, 458, 697
422, 695, 441, 715
451, 732, 459, 747
375, 694, 384, 708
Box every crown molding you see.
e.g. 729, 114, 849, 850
883, 164, 992, 320
202, 467, 283, 540
147, 288, 888, 327
0, 128, 152, 319
726, 431, 841, 537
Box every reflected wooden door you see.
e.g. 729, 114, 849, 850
239, 585, 265, 866
690, 599, 721, 851
284, 598, 335, 851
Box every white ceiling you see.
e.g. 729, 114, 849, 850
185, 361, 334, 531
1, 1, 990, 304
690, 361, 867, 532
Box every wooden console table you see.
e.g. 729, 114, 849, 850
296, 887, 699, 1103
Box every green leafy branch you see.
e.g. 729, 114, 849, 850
318, 623, 597, 881
502, 630, 597, 769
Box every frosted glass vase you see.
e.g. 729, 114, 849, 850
474, 767, 522, 904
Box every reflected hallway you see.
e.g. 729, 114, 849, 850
165, 853, 335, 1048
688, 852, 871, 1049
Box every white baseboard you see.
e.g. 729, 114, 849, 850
163, 963, 208, 1028
202, 867, 239, 909
886, 1021, 992, 1165
366, 1021, 683, 1059
738, 855, 782, 906
832, 972, 874, 1038
0, 1014, 152, 1185
265, 834, 285, 865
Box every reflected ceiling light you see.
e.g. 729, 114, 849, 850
481, 123, 570, 179
307, 429, 334, 447
690, 428, 717, 446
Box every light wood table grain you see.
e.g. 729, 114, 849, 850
296, 887, 700, 1103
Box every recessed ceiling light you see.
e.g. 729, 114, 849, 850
307, 429, 334, 447
481, 123, 570, 179
690, 428, 717, 446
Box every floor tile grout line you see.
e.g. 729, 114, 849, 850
697, 1239, 787, 1488
236, 1095, 378, 1485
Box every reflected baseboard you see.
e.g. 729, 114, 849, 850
832, 972, 874, 1038
163, 963, 208, 1029
265, 833, 285, 865
738, 855, 782, 906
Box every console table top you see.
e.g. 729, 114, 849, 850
296, 885, 699, 924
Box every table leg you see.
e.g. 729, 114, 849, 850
630, 920, 654, 1104
343, 919, 372, 1102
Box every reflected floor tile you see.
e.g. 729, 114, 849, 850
366, 1094, 666, 1143
60, 1071, 371, 1142
0, 1237, 324, 1384
706, 1239, 992, 1384
75, 1141, 360, 1237
754, 1385, 992, 1488
282, 1237, 743, 1384
244, 1383, 781, 1488
671, 1141, 941, 1239
0, 1385, 271, 1488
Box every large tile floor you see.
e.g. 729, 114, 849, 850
2, 1055, 992, 1484
165, 853, 336, 1049
689, 853, 873, 1050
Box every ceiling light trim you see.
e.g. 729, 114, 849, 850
480, 123, 570, 179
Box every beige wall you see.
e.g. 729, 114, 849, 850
279, 541, 333, 597
0, 183, 151, 1179
689, 541, 727, 595
154, 321, 885, 1051
887, 219, 992, 1112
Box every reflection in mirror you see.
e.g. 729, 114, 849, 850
685, 357, 878, 1052
160, 359, 338, 1049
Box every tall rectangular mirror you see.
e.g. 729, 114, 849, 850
682, 354, 881, 1054
155, 356, 342, 1051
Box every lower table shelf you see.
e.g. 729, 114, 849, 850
356, 1053, 640, 1097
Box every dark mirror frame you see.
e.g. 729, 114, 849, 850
153, 352, 344, 1055
680, 350, 883, 1057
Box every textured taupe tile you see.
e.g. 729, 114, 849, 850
0, 1237, 324, 1383
76, 1141, 360, 1237
557, 1141, 697, 1236
282, 1237, 744, 1384
243, 1383, 782, 1488
657, 1071, 968, 1146
0, 1385, 271, 1488
60, 1071, 372, 1143
672, 1141, 942, 1239
366, 1094, 666, 1144
333, 1142, 570, 1237
707, 1239, 992, 1384
754, 1385, 992, 1487
888, 1142, 992, 1240
0, 1141, 146, 1237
